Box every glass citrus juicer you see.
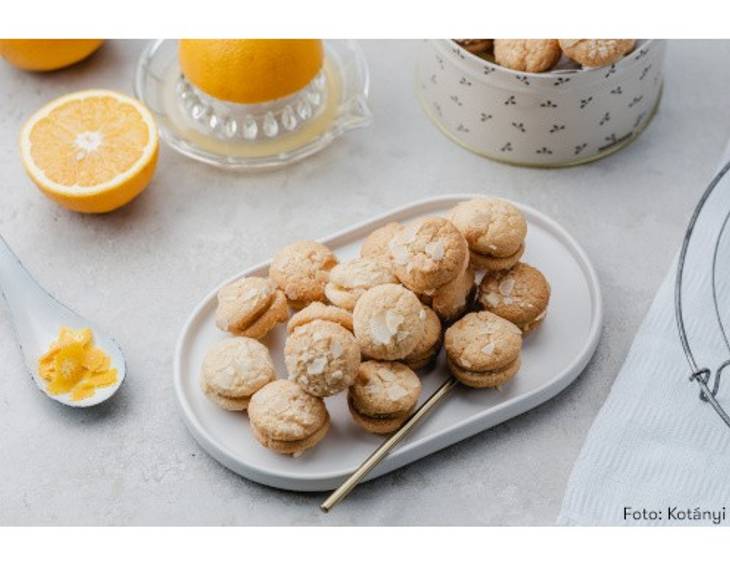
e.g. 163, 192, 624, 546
135, 39, 371, 169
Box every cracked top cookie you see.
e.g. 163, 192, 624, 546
215, 277, 275, 331
445, 311, 522, 373
215, 276, 288, 340
200, 337, 276, 411
324, 257, 397, 311
269, 240, 338, 309
494, 39, 561, 73
431, 265, 476, 322
388, 217, 469, 293
353, 283, 427, 360
360, 221, 402, 264
449, 198, 526, 257
285, 320, 360, 397
454, 39, 493, 56
248, 380, 330, 455
449, 198, 527, 271
350, 361, 422, 419
478, 262, 550, 334
559, 39, 635, 68
287, 301, 353, 333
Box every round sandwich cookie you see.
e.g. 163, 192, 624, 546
200, 337, 277, 411
353, 283, 427, 361
360, 221, 402, 263
269, 240, 338, 309
248, 380, 330, 456
285, 319, 360, 397
449, 198, 527, 272
454, 39, 493, 55
445, 311, 523, 388
559, 39, 635, 68
348, 361, 422, 434
287, 301, 353, 333
431, 265, 476, 322
215, 276, 288, 340
402, 306, 442, 371
478, 262, 550, 334
494, 39, 562, 73
324, 257, 397, 311
388, 217, 469, 294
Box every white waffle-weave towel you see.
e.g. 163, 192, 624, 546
558, 157, 730, 526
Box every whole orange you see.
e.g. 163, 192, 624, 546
178, 39, 324, 104
0, 39, 103, 71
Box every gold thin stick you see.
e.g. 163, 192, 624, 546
320, 376, 458, 512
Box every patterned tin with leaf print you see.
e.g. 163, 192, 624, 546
417, 39, 666, 167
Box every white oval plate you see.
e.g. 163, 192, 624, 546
174, 195, 603, 491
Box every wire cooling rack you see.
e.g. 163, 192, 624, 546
675, 160, 730, 428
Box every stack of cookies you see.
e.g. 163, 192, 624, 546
200, 197, 551, 457
454, 39, 636, 73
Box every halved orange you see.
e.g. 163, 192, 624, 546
20, 89, 159, 213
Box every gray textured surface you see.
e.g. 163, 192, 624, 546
0, 40, 728, 526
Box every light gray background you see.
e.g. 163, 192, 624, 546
0, 40, 728, 526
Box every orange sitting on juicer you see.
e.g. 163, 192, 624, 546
178, 39, 324, 104
133, 38, 371, 168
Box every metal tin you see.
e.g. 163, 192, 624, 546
417, 39, 666, 167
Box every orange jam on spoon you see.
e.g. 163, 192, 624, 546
38, 327, 117, 401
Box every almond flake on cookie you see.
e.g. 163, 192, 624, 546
481, 343, 496, 356
386, 383, 408, 401
370, 312, 394, 345
307, 357, 327, 375
498, 277, 515, 296
425, 240, 445, 261
386, 310, 404, 334
378, 368, 398, 382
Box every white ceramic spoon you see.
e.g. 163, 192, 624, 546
0, 234, 126, 407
